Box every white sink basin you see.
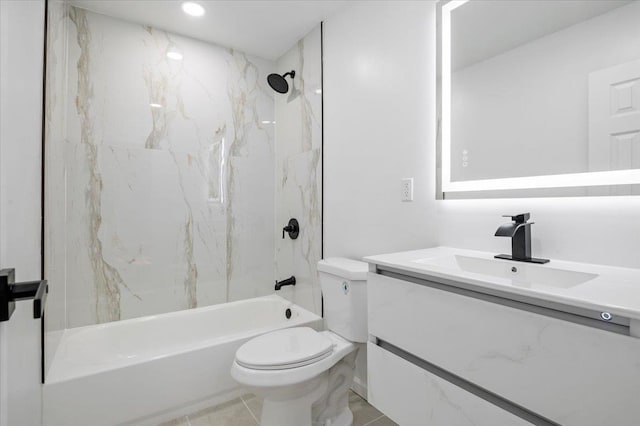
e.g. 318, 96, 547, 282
365, 247, 640, 326
413, 254, 598, 288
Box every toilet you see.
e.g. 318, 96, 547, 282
231, 258, 368, 426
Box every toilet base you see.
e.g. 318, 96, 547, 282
312, 354, 356, 426
255, 356, 358, 426
257, 374, 329, 426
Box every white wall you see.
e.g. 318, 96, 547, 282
323, 0, 438, 398
0, 1, 45, 425
324, 1, 438, 260
436, 196, 640, 269
0, 0, 7, 416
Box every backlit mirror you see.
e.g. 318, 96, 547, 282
439, 0, 640, 197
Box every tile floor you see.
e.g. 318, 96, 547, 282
161, 390, 397, 426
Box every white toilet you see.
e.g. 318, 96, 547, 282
231, 258, 368, 426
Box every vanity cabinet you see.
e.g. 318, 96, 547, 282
367, 271, 640, 426
368, 342, 529, 426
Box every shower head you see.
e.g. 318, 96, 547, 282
267, 70, 295, 94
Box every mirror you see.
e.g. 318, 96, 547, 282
439, 0, 640, 196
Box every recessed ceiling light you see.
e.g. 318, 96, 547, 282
182, 2, 205, 17
150, 103, 163, 108
167, 51, 183, 61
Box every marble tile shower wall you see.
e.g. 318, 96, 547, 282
45, 6, 277, 328
274, 26, 323, 315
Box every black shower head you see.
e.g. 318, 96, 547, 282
267, 70, 295, 94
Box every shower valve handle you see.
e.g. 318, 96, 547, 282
282, 218, 299, 240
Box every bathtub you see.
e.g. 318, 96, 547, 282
43, 294, 322, 426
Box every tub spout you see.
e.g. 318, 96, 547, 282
275, 276, 296, 291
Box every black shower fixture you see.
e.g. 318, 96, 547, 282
282, 218, 299, 240
267, 70, 296, 94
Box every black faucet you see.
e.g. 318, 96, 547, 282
494, 213, 549, 264
275, 276, 296, 290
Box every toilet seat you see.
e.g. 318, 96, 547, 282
232, 330, 356, 388
235, 327, 334, 370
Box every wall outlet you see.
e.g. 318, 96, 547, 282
401, 178, 414, 201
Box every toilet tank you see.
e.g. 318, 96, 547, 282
317, 258, 368, 343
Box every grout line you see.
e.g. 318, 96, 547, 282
241, 398, 259, 425
362, 414, 386, 426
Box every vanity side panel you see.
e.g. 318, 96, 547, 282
367, 272, 640, 425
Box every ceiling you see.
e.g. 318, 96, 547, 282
69, 1, 351, 60
452, 0, 634, 70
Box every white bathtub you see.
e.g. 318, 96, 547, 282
43, 295, 322, 426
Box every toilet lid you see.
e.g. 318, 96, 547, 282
236, 327, 334, 370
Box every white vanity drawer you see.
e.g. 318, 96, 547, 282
368, 342, 530, 426
367, 271, 640, 425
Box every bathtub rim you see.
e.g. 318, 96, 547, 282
45, 294, 321, 384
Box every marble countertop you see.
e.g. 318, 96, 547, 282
364, 246, 640, 321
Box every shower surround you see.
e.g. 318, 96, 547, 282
42, 3, 324, 417
45, 5, 276, 329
